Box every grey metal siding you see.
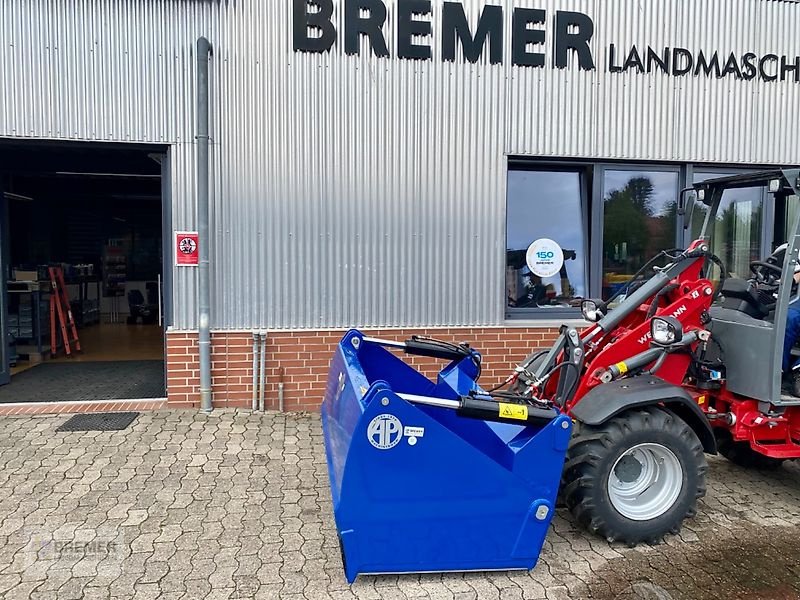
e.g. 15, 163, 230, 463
1, 0, 799, 329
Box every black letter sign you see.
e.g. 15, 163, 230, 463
398, 0, 432, 60
672, 48, 693, 76
759, 54, 778, 82
512, 8, 546, 67
780, 55, 800, 83
442, 3, 503, 64
293, 0, 337, 53
554, 11, 594, 70
345, 0, 389, 57
694, 51, 721, 77
741, 53, 758, 80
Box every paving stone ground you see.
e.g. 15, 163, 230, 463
0, 410, 799, 600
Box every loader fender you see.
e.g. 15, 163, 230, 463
571, 375, 717, 454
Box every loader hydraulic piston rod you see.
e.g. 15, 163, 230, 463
363, 336, 474, 362
601, 331, 701, 382
602, 348, 664, 382
397, 393, 558, 426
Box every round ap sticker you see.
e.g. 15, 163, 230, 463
367, 414, 403, 450
526, 239, 565, 278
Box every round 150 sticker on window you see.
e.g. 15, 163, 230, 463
526, 238, 565, 278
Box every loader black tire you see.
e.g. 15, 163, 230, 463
715, 429, 784, 470
562, 406, 707, 545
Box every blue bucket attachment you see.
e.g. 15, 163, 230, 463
321, 329, 572, 583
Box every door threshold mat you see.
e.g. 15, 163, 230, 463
56, 412, 140, 432
0, 360, 165, 403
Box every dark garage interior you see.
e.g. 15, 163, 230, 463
0, 140, 167, 402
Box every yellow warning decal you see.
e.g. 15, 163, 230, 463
615, 362, 628, 375
498, 403, 529, 421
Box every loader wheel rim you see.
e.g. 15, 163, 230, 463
607, 443, 683, 521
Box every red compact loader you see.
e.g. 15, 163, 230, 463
498, 168, 800, 543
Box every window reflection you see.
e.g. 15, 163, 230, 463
693, 172, 763, 279
506, 171, 586, 310
602, 171, 678, 299
785, 195, 799, 243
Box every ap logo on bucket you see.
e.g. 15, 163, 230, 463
367, 414, 403, 450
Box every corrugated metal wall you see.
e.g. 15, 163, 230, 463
1, 0, 799, 329
0, 0, 226, 330
507, 0, 800, 162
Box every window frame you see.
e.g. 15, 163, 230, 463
688, 166, 771, 257
504, 163, 592, 320
591, 163, 683, 299
505, 158, 777, 321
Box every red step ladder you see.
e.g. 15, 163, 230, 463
49, 266, 81, 357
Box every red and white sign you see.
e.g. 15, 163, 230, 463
175, 231, 199, 266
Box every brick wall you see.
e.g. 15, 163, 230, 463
165, 327, 563, 411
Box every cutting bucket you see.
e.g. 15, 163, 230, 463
321, 329, 571, 583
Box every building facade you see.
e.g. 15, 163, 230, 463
2, 0, 799, 410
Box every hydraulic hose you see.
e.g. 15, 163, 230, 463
596, 248, 725, 334
487, 349, 549, 393
646, 283, 679, 319
604, 248, 683, 308
647, 351, 669, 375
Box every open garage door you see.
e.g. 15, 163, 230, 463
0, 187, 9, 386
0, 139, 168, 402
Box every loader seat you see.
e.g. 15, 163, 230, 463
717, 245, 793, 320
718, 278, 774, 319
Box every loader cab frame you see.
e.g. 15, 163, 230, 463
693, 168, 800, 407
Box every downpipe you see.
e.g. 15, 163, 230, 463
197, 36, 213, 413
259, 331, 267, 412
251, 331, 268, 412
252, 332, 259, 411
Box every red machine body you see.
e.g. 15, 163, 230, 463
535, 240, 710, 408
703, 389, 800, 459
568, 243, 712, 413
545, 237, 800, 461
500, 169, 800, 543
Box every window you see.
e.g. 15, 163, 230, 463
601, 169, 679, 300
693, 171, 763, 279
506, 170, 587, 314
785, 194, 800, 243
505, 161, 777, 319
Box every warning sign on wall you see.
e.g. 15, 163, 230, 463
175, 231, 199, 266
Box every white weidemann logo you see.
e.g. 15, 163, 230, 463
367, 414, 403, 450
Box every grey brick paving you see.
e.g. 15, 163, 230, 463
1, 411, 799, 600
